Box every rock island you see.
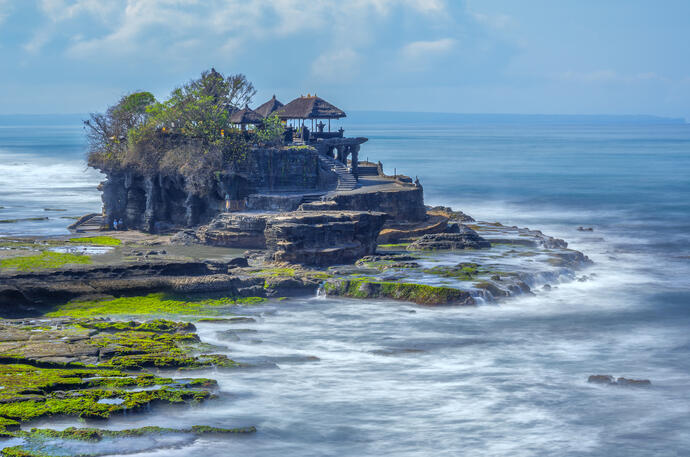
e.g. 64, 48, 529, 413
0, 70, 591, 455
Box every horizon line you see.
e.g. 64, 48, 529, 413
0, 111, 686, 124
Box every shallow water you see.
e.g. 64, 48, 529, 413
2, 115, 690, 456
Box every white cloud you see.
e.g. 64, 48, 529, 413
0, 0, 12, 25
401, 38, 456, 61
310, 48, 361, 83
24, 0, 451, 60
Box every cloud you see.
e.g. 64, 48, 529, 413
399, 38, 457, 71
0, 0, 12, 25
310, 48, 361, 83
402, 38, 456, 60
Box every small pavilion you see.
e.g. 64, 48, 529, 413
229, 105, 264, 130
275, 95, 346, 135
254, 95, 284, 118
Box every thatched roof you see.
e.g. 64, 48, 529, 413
254, 95, 284, 118
276, 95, 346, 120
229, 105, 264, 124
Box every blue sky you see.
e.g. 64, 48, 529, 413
0, 0, 689, 118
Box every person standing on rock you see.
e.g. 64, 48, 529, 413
225, 193, 230, 212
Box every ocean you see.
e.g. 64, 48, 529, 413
1, 113, 689, 456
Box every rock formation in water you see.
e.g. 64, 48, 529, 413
196, 210, 388, 266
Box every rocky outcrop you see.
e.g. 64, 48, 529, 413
98, 147, 336, 233
587, 375, 651, 386
301, 185, 426, 221
323, 278, 475, 306
196, 213, 267, 248
194, 211, 388, 266
426, 206, 475, 222
263, 211, 388, 266
0, 260, 266, 315
407, 225, 491, 251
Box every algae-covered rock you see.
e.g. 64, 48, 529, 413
324, 278, 474, 306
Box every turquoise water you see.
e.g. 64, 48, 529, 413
1, 114, 690, 456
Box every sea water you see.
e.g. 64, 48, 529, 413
1, 114, 690, 456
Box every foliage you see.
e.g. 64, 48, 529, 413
85, 69, 262, 196
85, 91, 156, 171
256, 114, 285, 146
0, 252, 91, 271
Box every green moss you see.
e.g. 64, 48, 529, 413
324, 278, 473, 305
68, 236, 122, 246
251, 267, 295, 277
0, 252, 91, 271
0, 388, 210, 422
377, 243, 410, 248
424, 263, 480, 280
23, 424, 256, 442
46, 293, 266, 318
76, 318, 195, 333
309, 272, 333, 280
1, 446, 52, 457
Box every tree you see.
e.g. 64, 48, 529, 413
256, 114, 285, 146
85, 91, 156, 170
85, 69, 261, 195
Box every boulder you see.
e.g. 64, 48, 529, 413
407, 225, 491, 251
197, 210, 388, 266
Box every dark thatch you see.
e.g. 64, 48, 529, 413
254, 95, 284, 118
275, 95, 346, 120
229, 105, 264, 124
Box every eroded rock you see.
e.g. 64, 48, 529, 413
407, 225, 491, 251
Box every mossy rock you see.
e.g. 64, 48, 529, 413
47, 293, 266, 318
324, 278, 474, 306
0, 252, 91, 271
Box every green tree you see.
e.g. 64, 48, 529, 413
256, 114, 285, 146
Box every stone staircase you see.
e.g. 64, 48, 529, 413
73, 214, 104, 232
318, 155, 358, 192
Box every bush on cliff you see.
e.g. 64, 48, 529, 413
85, 69, 283, 195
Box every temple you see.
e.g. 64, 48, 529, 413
246, 94, 367, 179
94, 92, 425, 236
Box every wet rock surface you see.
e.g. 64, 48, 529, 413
588, 375, 652, 386
407, 225, 491, 251
196, 210, 388, 266
0, 260, 265, 314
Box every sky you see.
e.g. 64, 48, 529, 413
0, 0, 689, 119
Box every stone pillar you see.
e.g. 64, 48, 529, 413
336, 146, 345, 164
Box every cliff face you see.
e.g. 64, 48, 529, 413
99, 148, 335, 232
